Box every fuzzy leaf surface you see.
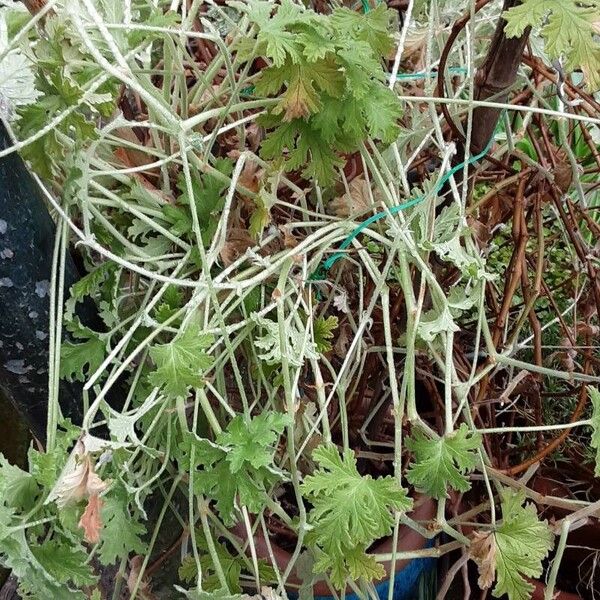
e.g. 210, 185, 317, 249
504, 0, 600, 89
406, 424, 481, 499
148, 324, 214, 398
493, 489, 554, 600
97, 491, 146, 566
301, 445, 412, 588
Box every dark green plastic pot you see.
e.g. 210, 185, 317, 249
0, 119, 92, 441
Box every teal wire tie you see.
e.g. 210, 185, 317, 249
240, 85, 255, 97
310, 133, 496, 282
395, 67, 468, 81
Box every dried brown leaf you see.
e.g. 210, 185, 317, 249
469, 530, 496, 590
576, 321, 599, 336
238, 160, 263, 194
280, 225, 298, 249
79, 493, 103, 544
113, 137, 172, 202
247, 123, 263, 151
54, 441, 108, 508
467, 216, 491, 246
219, 227, 254, 266
557, 335, 577, 374
397, 27, 428, 70
478, 191, 512, 233
334, 321, 352, 357
330, 178, 372, 218
553, 148, 573, 193
127, 555, 156, 600
21, 0, 54, 16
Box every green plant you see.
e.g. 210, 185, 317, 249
233, 0, 401, 184
405, 424, 481, 499
300, 444, 412, 587
504, 0, 600, 89
470, 489, 554, 600
1, 1, 600, 599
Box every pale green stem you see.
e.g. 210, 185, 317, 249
544, 520, 569, 600
478, 419, 591, 434
275, 260, 308, 586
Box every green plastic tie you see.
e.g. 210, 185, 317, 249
395, 67, 468, 81
240, 85, 255, 97
312, 133, 497, 280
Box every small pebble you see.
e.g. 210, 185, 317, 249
35, 280, 49, 298
4, 359, 31, 375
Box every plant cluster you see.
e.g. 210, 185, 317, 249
0, 1, 600, 600
234, 0, 401, 184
